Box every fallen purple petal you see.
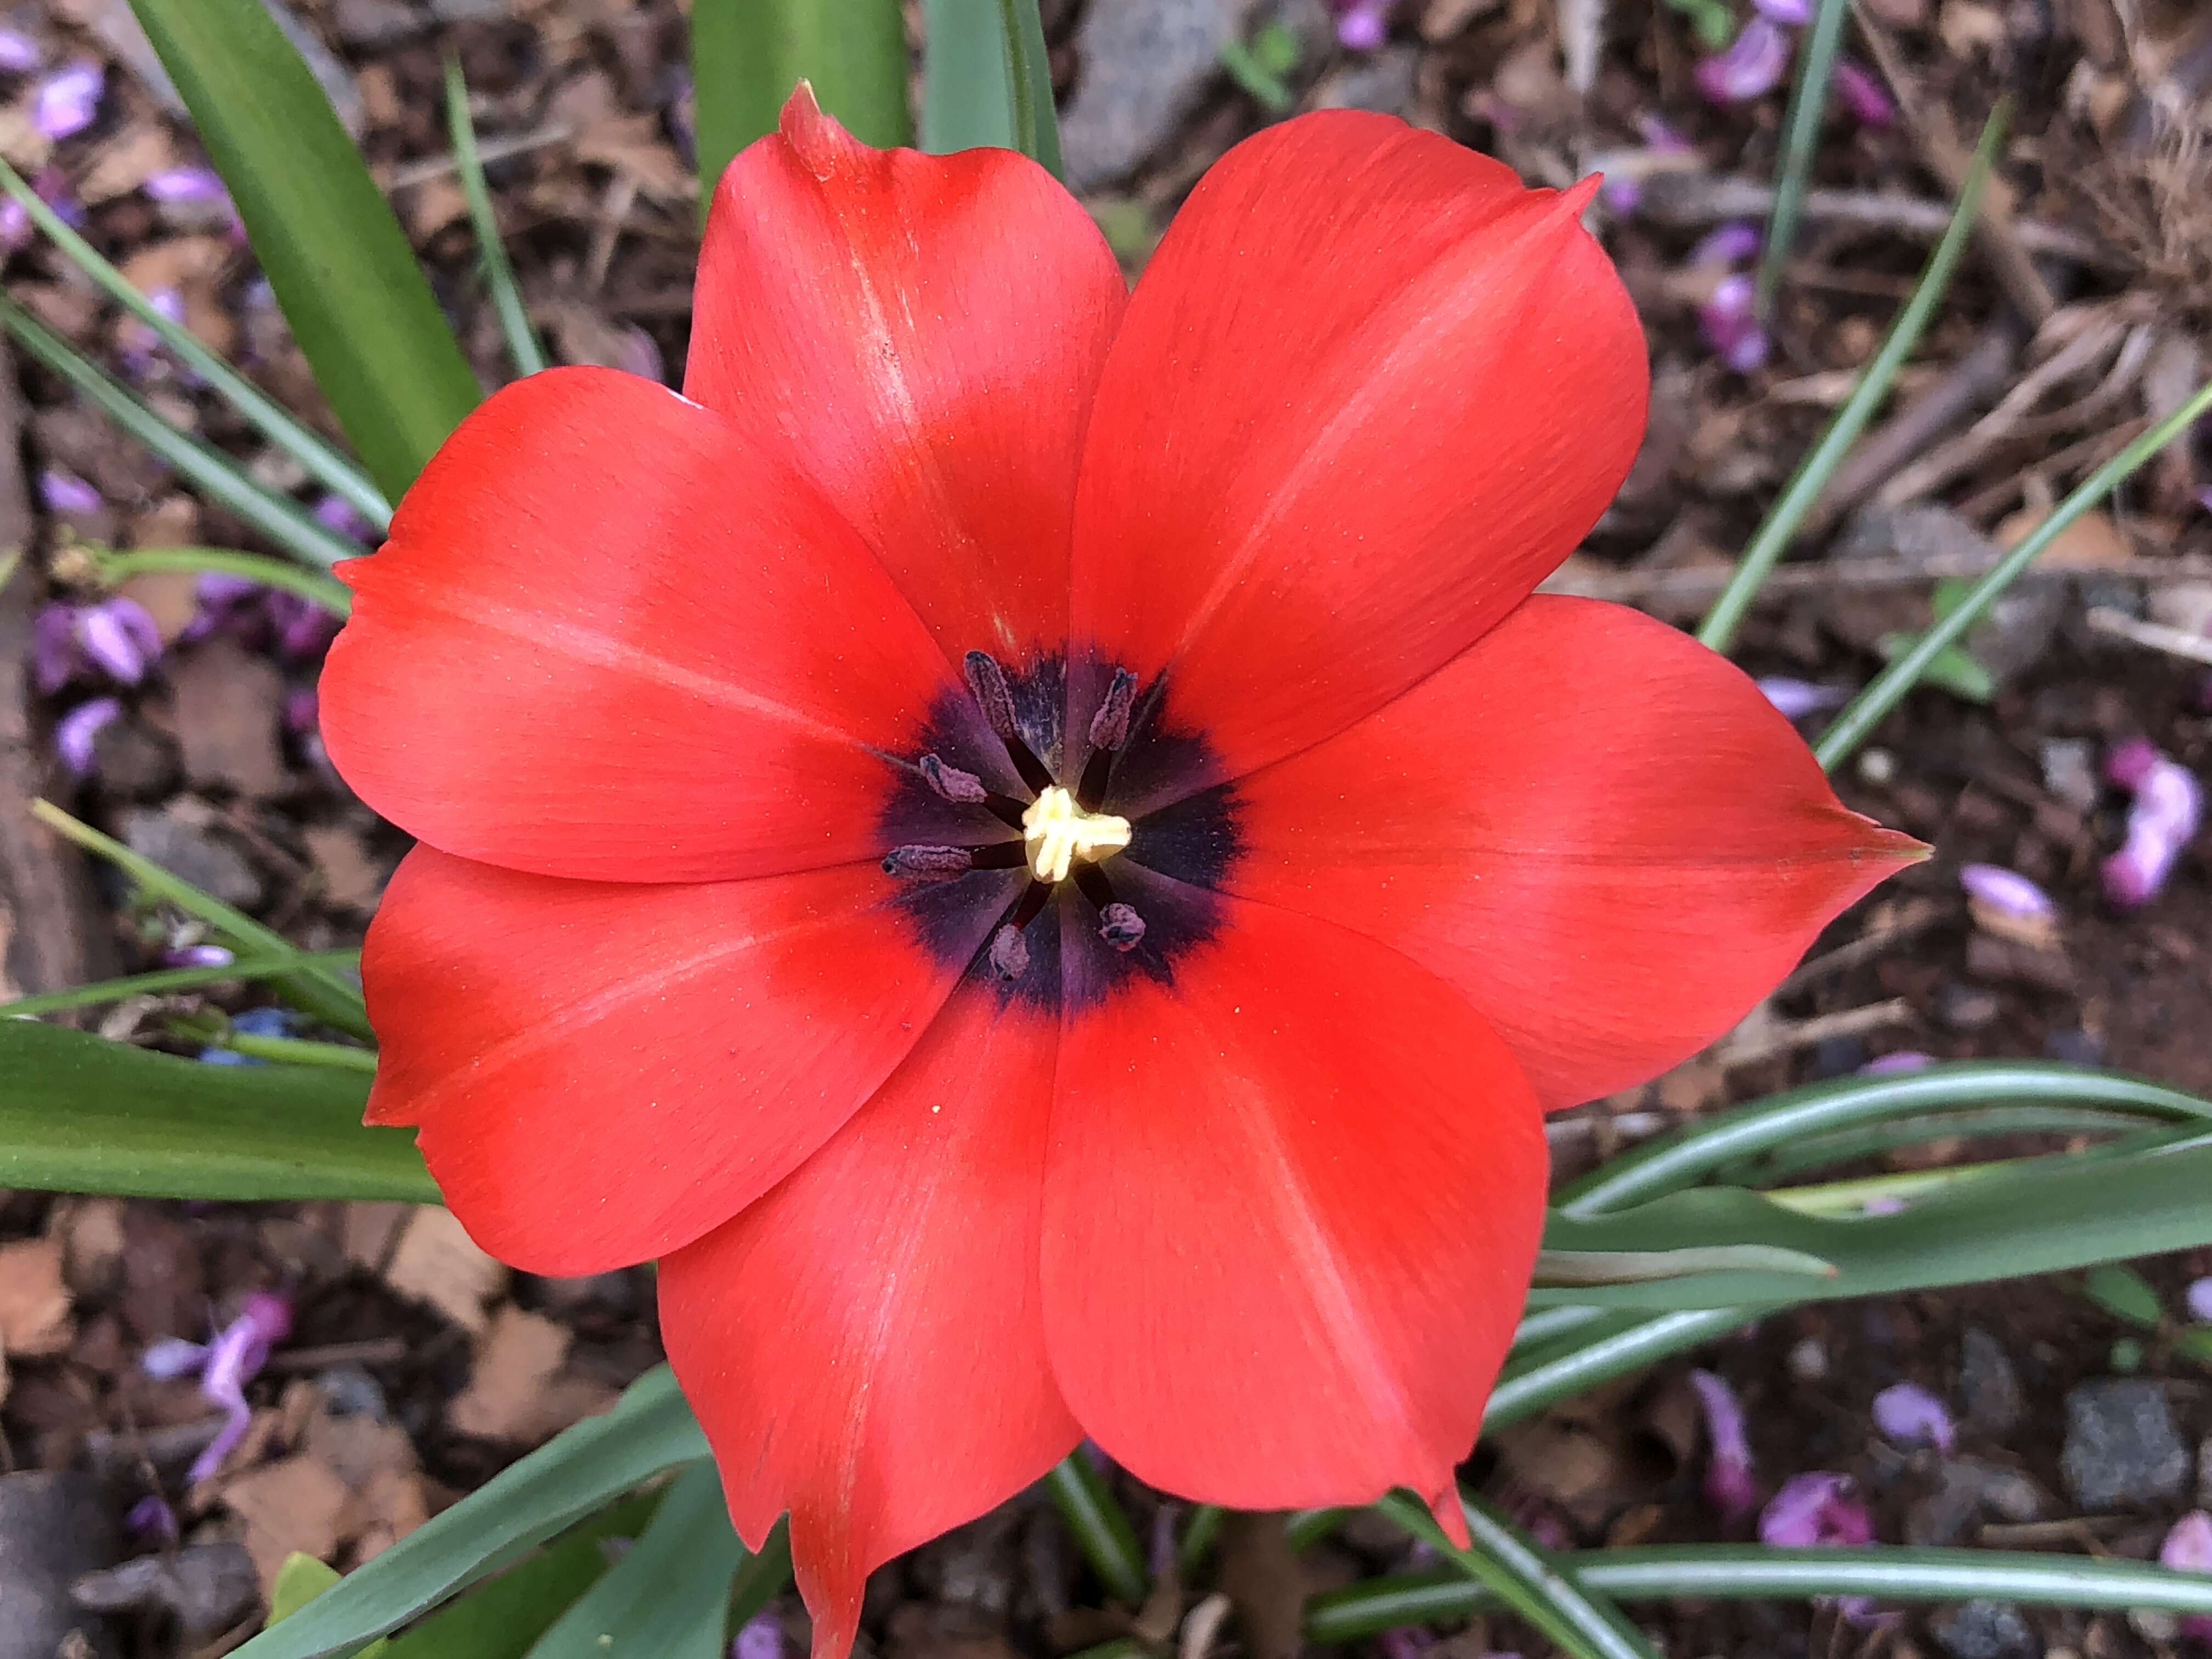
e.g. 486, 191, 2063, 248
1760, 1472, 1873, 1548
142, 1336, 211, 1381
75, 599, 163, 685
125, 1493, 179, 1543
1872, 1381, 1955, 1453
285, 687, 321, 736
733, 1611, 785, 1659
163, 943, 237, 970
33, 60, 104, 141
1957, 862, 2057, 922
1752, 0, 1815, 24
0, 27, 41, 73
1756, 676, 1847, 719
1860, 1194, 1909, 1216
270, 593, 341, 660
1859, 1051, 1934, 1075
2162, 1513, 2212, 1641
1700, 273, 1769, 373
0, 196, 28, 250
311, 493, 380, 543
185, 1291, 292, 1486
2101, 740, 2203, 909
1831, 59, 1897, 127
2187, 1278, 2212, 1323
33, 603, 79, 694
1691, 222, 1763, 269
1689, 1368, 1759, 1522
31, 165, 85, 229
1696, 18, 1793, 104
196, 571, 265, 607
54, 696, 121, 778
38, 468, 101, 515
144, 166, 230, 205
1333, 0, 1392, 52
1375, 1629, 1436, 1659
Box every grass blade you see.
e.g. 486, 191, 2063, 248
127, 0, 482, 501
89, 547, 351, 614
0, 297, 366, 572
0, 1020, 428, 1203
1376, 1492, 1658, 1659
1486, 1308, 1768, 1430
691, 0, 911, 215
31, 799, 371, 1040
1555, 1061, 2212, 1217
522, 1462, 739, 1659
1307, 1546, 2212, 1643
919, 0, 1063, 176
214, 1032, 378, 1072
1, 950, 364, 1017
1755, 0, 1852, 314
1698, 104, 2006, 652
446, 60, 548, 379
1045, 1454, 1149, 1609
0, 160, 390, 530
1815, 375, 2212, 768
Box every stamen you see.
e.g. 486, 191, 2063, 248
1021, 787, 1132, 884
1087, 669, 1139, 753
1098, 902, 1147, 952
963, 650, 1053, 795
989, 923, 1030, 981
918, 753, 987, 804
882, 844, 974, 880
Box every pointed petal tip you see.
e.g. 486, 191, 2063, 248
777, 82, 856, 180
1560, 173, 1605, 216
803, 1597, 861, 1659
1425, 1482, 1473, 1550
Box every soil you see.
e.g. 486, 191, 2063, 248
3, 0, 2211, 1656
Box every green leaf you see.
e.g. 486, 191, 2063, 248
1218, 37, 1295, 113
447, 59, 548, 379
1376, 1493, 1657, 1659
1535, 1140, 2212, 1309
1306, 1545, 2212, 1643
0, 1022, 430, 1203
1487, 1310, 1768, 1431
691, 0, 911, 215
1555, 1062, 2212, 1217
2172, 1327, 2212, 1367
233, 1369, 709, 1659
1816, 373, 2212, 769
1877, 634, 1995, 702
0, 296, 367, 573
88, 548, 352, 616
1533, 1244, 1835, 1286
382, 1496, 660, 1659
2081, 1264, 2165, 1329
1697, 106, 2005, 652
1045, 1453, 1149, 1609
1756, 0, 1853, 313
0, 950, 364, 1018
31, 799, 371, 1039
0, 160, 390, 529
524, 1463, 741, 1659
1658, 0, 1737, 51
922, 0, 1065, 176
127, 0, 481, 501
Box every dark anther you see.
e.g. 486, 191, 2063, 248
882, 844, 975, 880
1087, 669, 1139, 753
989, 922, 1030, 981
963, 650, 1054, 796
1098, 902, 1147, 952
918, 753, 987, 804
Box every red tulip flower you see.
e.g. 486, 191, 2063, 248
322, 92, 1919, 1656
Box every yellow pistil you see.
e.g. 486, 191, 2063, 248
1021, 787, 1131, 884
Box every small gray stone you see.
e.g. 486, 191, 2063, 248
1931, 1600, 2039, 1659
1905, 1460, 2043, 1547
118, 808, 264, 909
0, 1471, 120, 1659
2060, 1379, 2190, 1510
1310, 44, 1419, 114
1938, 984, 2003, 1033
170, 638, 290, 798
1060, 0, 1241, 192
327, 0, 425, 47
2038, 740, 2100, 811
71, 1542, 257, 1644
1959, 1328, 2024, 1435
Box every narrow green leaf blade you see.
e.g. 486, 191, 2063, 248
524, 1463, 740, 1659
0, 159, 390, 529
127, 0, 481, 500
691, 0, 911, 214
1755, 0, 1852, 313
91, 548, 351, 616
0, 297, 366, 572
0, 950, 363, 1018
1046, 1454, 1149, 1608
447, 60, 548, 379
921, 0, 1064, 176
232, 1369, 709, 1659
0, 1022, 430, 1203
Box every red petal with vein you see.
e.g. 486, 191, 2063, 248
1230, 598, 1927, 1110
1043, 895, 1545, 1513
1069, 112, 1648, 795
662, 984, 1075, 1659
686, 90, 1127, 664
322, 366, 961, 884
363, 847, 991, 1276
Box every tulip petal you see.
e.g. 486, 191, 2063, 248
686, 89, 1127, 664
1069, 112, 1647, 800
662, 984, 1075, 1659
1228, 598, 1925, 1109
323, 366, 972, 884
363, 847, 1014, 1275
1043, 893, 1546, 1512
